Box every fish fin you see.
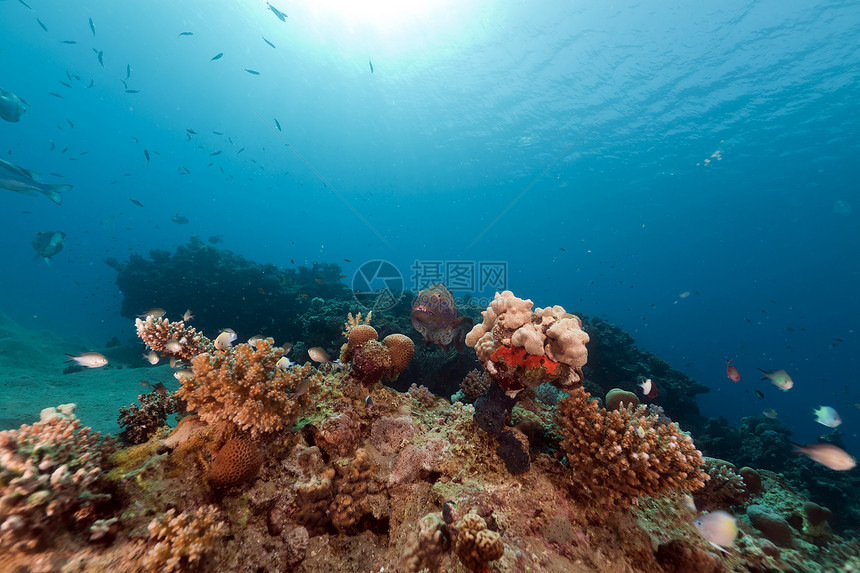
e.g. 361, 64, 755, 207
757, 368, 769, 375
41, 183, 72, 205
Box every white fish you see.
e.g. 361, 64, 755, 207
0, 88, 27, 122
813, 406, 841, 428
164, 339, 182, 353
308, 346, 330, 363
174, 369, 193, 381
248, 335, 264, 348
693, 511, 737, 552
791, 442, 856, 471
758, 368, 793, 391
143, 351, 159, 365
214, 330, 237, 350
276, 356, 294, 370
137, 308, 166, 319
65, 352, 108, 368
183, 309, 194, 322
0, 159, 71, 205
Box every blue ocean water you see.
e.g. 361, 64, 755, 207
1, 1, 858, 451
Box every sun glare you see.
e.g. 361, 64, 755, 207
313, 0, 458, 30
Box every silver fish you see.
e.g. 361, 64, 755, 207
0, 159, 72, 205
307, 346, 330, 363
65, 351, 108, 368
32, 231, 66, 261
0, 88, 26, 122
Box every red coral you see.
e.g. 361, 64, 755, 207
489, 345, 560, 376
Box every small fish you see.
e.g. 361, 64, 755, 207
237, 147, 245, 155
281, 342, 293, 355
210, 52, 223, 61
638, 378, 658, 399
212, 130, 223, 135
125, 89, 139, 94
87, 79, 94, 88
365, 395, 373, 408
813, 406, 842, 428
186, 129, 197, 135
262, 36, 276, 49
243, 68, 260, 75
143, 149, 150, 165
36, 18, 48, 32
693, 511, 737, 553
171, 214, 189, 224
758, 368, 793, 391
137, 308, 166, 318
97, 50, 104, 67
343, 258, 351, 262
214, 330, 237, 350
32, 231, 67, 261
174, 369, 193, 381
178, 31, 194, 36
267, 2, 288, 22
65, 351, 108, 368
308, 347, 331, 363
276, 356, 294, 370
143, 351, 159, 365
67, 119, 74, 128
125, 64, 131, 80
129, 198, 144, 207
791, 442, 856, 471
209, 150, 222, 156
369, 58, 373, 73
183, 309, 194, 322
763, 408, 778, 419
60, 40, 77, 44
18, 0, 32, 8
164, 339, 183, 353
248, 335, 264, 348
89, 17, 95, 37
292, 377, 310, 398
314, 278, 323, 284
726, 360, 740, 382
48, 92, 64, 98
274, 117, 281, 131
151, 382, 167, 395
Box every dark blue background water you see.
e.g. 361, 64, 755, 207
1, 2, 858, 449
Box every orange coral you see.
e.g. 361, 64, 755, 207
454, 512, 505, 570
140, 506, 228, 572
382, 333, 414, 376
209, 438, 263, 489
179, 338, 323, 438
556, 386, 708, 512
135, 316, 214, 365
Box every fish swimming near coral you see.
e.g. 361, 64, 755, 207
813, 405, 842, 428
638, 377, 658, 398
726, 359, 740, 382
758, 368, 793, 391
0, 88, 27, 122
308, 347, 331, 363
32, 230, 66, 261
65, 351, 108, 368
214, 329, 237, 350
693, 510, 737, 552
410, 283, 473, 352
137, 308, 166, 319
1, 159, 72, 204
790, 442, 856, 471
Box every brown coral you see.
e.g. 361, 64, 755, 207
208, 438, 263, 489
694, 458, 749, 510
556, 386, 708, 512
331, 448, 374, 532
382, 333, 414, 375
454, 512, 505, 571
179, 338, 323, 438
342, 324, 378, 362
400, 512, 451, 573
140, 506, 228, 572
605, 388, 640, 410
135, 316, 214, 365
294, 468, 336, 534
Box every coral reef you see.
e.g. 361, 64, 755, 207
0, 416, 117, 551
135, 316, 214, 364
556, 385, 708, 512
453, 511, 505, 570
408, 383, 436, 408
117, 388, 186, 446
694, 457, 750, 511
340, 320, 415, 386
140, 506, 228, 572
208, 438, 263, 489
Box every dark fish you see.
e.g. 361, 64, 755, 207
152, 382, 167, 395
48, 92, 64, 98
86, 79, 94, 88
120, 79, 128, 89
243, 68, 260, 75
66, 71, 73, 81
274, 117, 281, 131
171, 214, 189, 224
32, 230, 67, 261
125, 64, 131, 80
97, 50, 104, 67
267, 2, 287, 22
292, 377, 310, 398
36, 18, 48, 32
59, 81, 72, 88
89, 17, 95, 37
754, 389, 765, 399
18, 0, 32, 8
125, 89, 139, 93
129, 198, 144, 207
186, 129, 197, 134
365, 395, 373, 408
178, 31, 193, 36
78, 151, 87, 156
50, 141, 55, 150
60, 40, 77, 44
237, 147, 245, 155
143, 149, 150, 165
262, 36, 276, 49
210, 52, 223, 61
208, 235, 223, 244
369, 58, 373, 73
0, 159, 72, 205
67, 119, 74, 128
212, 131, 223, 135
209, 150, 222, 156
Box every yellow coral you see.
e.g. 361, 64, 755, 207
140, 506, 228, 572
179, 338, 323, 438
556, 386, 707, 512
342, 311, 372, 337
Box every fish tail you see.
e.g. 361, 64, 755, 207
757, 368, 769, 375
40, 183, 73, 205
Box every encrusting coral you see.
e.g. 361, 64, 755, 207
556, 386, 708, 511
182, 338, 323, 438
208, 437, 264, 489
0, 415, 117, 551
140, 505, 228, 572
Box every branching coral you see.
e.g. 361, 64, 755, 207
0, 417, 118, 551
135, 316, 214, 364
140, 506, 228, 572
180, 338, 323, 438
694, 458, 749, 510
556, 386, 708, 511
118, 389, 186, 446
465, 291, 588, 395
